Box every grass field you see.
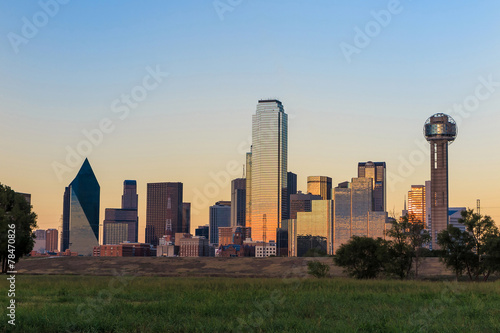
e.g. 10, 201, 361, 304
1, 275, 500, 332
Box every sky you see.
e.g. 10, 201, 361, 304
1, 1, 500, 242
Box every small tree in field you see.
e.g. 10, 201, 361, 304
385, 214, 430, 279
307, 260, 330, 278
438, 209, 500, 281
0, 184, 38, 274
334, 236, 389, 279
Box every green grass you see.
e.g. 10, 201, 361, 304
1, 275, 500, 332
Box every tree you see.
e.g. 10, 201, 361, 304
437, 209, 500, 281
385, 214, 431, 279
307, 260, 330, 278
0, 184, 38, 273
334, 236, 389, 279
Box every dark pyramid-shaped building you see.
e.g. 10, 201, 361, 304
61, 158, 100, 255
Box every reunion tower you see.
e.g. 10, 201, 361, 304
424, 113, 457, 250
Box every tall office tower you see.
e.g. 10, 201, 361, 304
284, 172, 297, 219
209, 201, 231, 245
424, 113, 457, 249
230, 178, 246, 227
248, 99, 288, 242
307, 176, 332, 200
182, 203, 191, 234
122, 180, 138, 209
61, 158, 100, 255
408, 185, 426, 224
332, 178, 387, 254
145, 182, 183, 246
245, 151, 252, 228
358, 161, 386, 211
45, 229, 58, 252
103, 180, 139, 245
289, 191, 322, 219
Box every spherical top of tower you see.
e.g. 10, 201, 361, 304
423, 113, 457, 143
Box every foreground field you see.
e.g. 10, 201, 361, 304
1, 275, 499, 332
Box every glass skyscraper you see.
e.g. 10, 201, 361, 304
358, 161, 386, 212
408, 185, 426, 224
230, 178, 246, 227
209, 201, 231, 245
61, 158, 100, 256
248, 99, 288, 242
307, 176, 332, 200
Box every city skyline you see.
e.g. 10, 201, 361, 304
2, 2, 500, 240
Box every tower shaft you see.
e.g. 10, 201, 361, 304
430, 140, 449, 250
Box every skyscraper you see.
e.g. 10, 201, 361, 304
284, 172, 297, 219
332, 178, 387, 254
45, 228, 58, 252
357, 161, 386, 211
230, 178, 246, 227
145, 182, 183, 246
245, 151, 252, 228
408, 185, 426, 224
209, 201, 231, 245
103, 180, 139, 245
307, 176, 332, 200
182, 202, 191, 234
248, 99, 288, 242
424, 113, 457, 249
61, 158, 100, 256
289, 191, 322, 219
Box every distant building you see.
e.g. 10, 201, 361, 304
230, 178, 246, 227
45, 229, 58, 252
95, 243, 154, 257
218, 226, 251, 246
33, 229, 46, 253
247, 99, 288, 242
179, 237, 209, 257
103, 180, 139, 245
408, 185, 426, 224
289, 191, 322, 219
332, 177, 387, 254
182, 203, 191, 234
358, 161, 386, 212
209, 201, 231, 245
62, 158, 100, 256
449, 207, 467, 232
255, 241, 277, 257
145, 182, 183, 246
284, 172, 297, 219
195, 225, 209, 239
287, 177, 388, 256
307, 176, 332, 200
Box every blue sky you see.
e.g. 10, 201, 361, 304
1, 1, 500, 239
